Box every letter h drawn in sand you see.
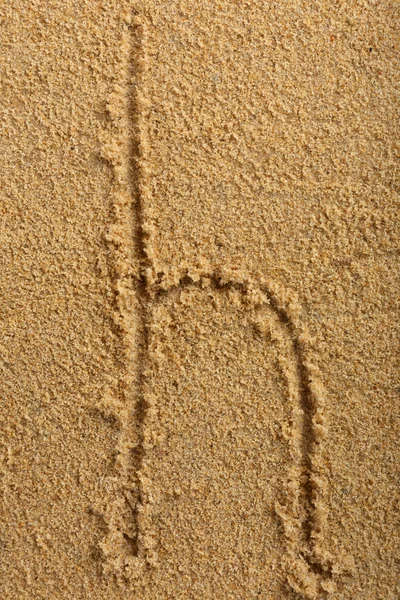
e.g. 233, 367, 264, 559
98, 11, 339, 599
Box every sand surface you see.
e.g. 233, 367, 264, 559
1, 1, 399, 599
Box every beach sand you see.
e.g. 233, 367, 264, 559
0, 1, 398, 598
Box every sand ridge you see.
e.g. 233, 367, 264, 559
101, 14, 334, 595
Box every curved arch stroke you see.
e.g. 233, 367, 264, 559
130, 268, 334, 599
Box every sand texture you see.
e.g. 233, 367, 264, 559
0, 1, 399, 599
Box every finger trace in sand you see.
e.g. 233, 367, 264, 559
98, 10, 337, 598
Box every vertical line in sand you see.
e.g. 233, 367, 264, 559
97, 9, 153, 580
126, 11, 156, 568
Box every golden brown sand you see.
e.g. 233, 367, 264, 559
1, 1, 399, 598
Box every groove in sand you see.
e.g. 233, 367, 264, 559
101, 11, 334, 598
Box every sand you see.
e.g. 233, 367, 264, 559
0, 1, 399, 598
